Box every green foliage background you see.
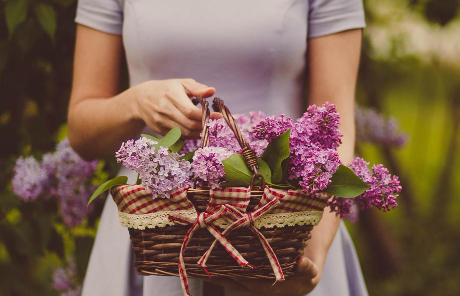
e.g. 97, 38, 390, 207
1, 0, 459, 295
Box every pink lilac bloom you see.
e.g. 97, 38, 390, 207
355, 105, 408, 148
116, 137, 192, 198
287, 103, 342, 193
191, 147, 233, 188
253, 114, 293, 143
328, 157, 401, 217
12, 156, 51, 201
294, 102, 342, 150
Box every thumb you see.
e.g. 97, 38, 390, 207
296, 255, 319, 278
180, 78, 216, 98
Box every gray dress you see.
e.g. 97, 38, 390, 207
75, 1, 368, 295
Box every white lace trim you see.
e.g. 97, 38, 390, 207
253, 211, 324, 229
118, 210, 323, 230
118, 210, 197, 230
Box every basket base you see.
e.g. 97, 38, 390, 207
129, 224, 313, 279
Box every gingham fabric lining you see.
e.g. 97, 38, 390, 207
111, 185, 328, 230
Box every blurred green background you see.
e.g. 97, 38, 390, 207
1, 0, 460, 295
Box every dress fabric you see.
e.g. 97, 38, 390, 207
75, 1, 367, 295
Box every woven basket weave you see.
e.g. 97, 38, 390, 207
112, 97, 329, 280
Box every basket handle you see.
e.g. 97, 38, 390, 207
191, 96, 265, 189
212, 97, 265, 189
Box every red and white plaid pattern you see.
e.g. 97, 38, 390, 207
111, 186, 193, 215
206, 187, 251, 211
255, 187, 329, 213
110, 185, 329, 296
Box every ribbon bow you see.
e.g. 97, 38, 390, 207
168, 205, 255, 296
197, 194, 285, 283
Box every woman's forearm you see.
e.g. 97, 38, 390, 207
68, 87, 145, 160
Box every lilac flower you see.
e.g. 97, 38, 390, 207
287, 103, 342, 193
52, 261, 76, 291
328, 157, 401, 217
181, 138, 200, 154
52, 260, 81, 296
293, 102, 342, 150
253, 114, 293, 142
290, 146, 341, 193
43, 139, 98, 227
12, 156, 50, 201
328, 196, 353, 217
206, 118, 241, 152
191, 147, 233, 188
116, 137, 192, 198
355, 105, 408, 148
52, 268, 73, 291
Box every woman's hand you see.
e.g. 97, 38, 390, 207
132, 78, 220, 138
208, 252, 324, 296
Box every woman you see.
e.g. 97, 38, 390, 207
68, 0, 367, 295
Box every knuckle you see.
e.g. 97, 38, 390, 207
183, 108, 194, 118
183, 78, 196, 83
182, 128, 192, 137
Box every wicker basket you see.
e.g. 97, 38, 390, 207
110, 97, 329, 291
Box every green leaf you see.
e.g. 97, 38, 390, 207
141, 133, 160, 142
87, 176, 128, 206
141, 128, 182, 149
157, 127, 181, 148
222, 154, 271, 187
262, 129, 290, 184
169, 139, 185, 153
35, 4, 56, 40
5, 0, 28, 36
323, 165, 370, 198
181, 149, 196, 161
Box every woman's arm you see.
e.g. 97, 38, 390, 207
211, 28, 362, 296
68, 25, 218, 160
302, 27, 362, 287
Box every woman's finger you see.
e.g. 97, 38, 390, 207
180, 78, 216, 98
168, 86, 204, 121
296, 255, 319, 279
164, 106, 202, 132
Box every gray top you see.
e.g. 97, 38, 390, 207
75, 0, 365, 117
75, 1, 367, 295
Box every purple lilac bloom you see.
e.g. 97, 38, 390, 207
206, 118, 241, 152
181, 138, 200, 154
12, 156, 50, 201
294, 102, 342, 150
287, 103, 342, 193
52, 268, 73, 291
291, 147, 341, 193
116, 137, 192, 198
44, 139, 98, 227
328, 157, 401, 217
253, 114, 293, 143
355, 105, 408, 148
191, 147, 233, 188
52, 260, 76, 291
